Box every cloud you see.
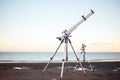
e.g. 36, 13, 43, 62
90, 43, 113, 46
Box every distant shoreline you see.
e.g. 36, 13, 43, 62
0, 59, 120, 63
1, 52, 120, 63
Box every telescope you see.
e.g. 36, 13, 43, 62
57, 9, 94, 41
42, 9, 94, 79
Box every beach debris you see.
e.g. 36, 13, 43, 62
13, 67, 22, 70
52, 78, 57, 80
13, 66, 29, 70
75, 67, 88, 71
113, 68, 120, 71
74, 67, 96, 71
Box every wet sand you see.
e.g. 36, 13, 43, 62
0, 61, 120, 80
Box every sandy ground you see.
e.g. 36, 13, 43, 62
0, 62, 120, 80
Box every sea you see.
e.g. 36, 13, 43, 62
0, 52, 120, 63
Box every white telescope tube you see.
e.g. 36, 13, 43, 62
67, 9, 94, 35
57, 9, 94, 41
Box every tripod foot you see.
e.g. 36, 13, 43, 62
84, 73, 87, 76
60, 77, 63, 80
66, 69, 69, 72
41, 72, 44, 75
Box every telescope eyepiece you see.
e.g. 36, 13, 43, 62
56, 37, 61, 41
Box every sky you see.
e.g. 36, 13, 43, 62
0, 0, 120, 52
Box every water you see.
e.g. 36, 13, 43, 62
0, 52, 120, 62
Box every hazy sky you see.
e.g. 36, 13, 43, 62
0, 0, 120, 52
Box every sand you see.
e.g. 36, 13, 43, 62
0, 61, 120, 80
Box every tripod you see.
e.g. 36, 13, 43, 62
42, 34, 86, 79
74, 44, 94, 71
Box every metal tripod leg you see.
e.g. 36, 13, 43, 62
88, 61, 93, 71
68, 39, 86, 76
74, 63, 79, 71
42, 39, 64, 74
60, 59, 65, 79
65, 37, 69, 72
60, 37, 68, 79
